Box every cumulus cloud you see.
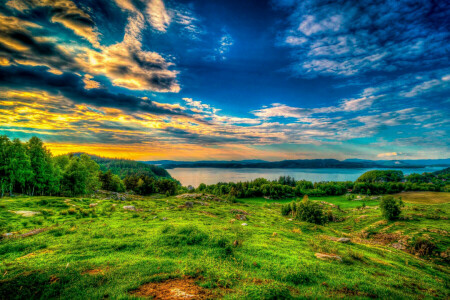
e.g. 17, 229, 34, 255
273, 0, 450, 77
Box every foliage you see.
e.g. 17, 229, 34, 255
99, 170, 125, 192
357, 170, 404, 183
0, 135, 177, 197
379, 195, 404, 220
281, 197, 326, 225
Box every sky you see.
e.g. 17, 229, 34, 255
0, 0, 449, 161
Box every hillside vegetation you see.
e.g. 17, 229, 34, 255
0, 192, 449, 299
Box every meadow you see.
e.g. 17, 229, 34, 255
0, 191, 449, 299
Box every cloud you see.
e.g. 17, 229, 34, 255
0, 66, 182, 116
0, 14, 77, 71
146, 0, 171, 32
1, 0, 180, 93
377, 152, 398, 158
205, 32, 234, 61
273, 0, 450, 77
6, 0, 99, 47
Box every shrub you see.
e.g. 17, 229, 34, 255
411, 237, 436, 256
281, 202, 293, 216
379, 196, 404, 220
296, 198, 326, 225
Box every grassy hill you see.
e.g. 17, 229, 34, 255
0, 192, 449, 299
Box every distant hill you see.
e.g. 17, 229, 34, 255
71, 153, 172, 179
345, 158, 450, 167
142, 158, 450, 169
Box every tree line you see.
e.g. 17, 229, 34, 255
0, 136, 179, 197
194, 169, 449, 200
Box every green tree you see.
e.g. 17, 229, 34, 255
379, 196, 404, 220
8, 139, 32, 195
61, 154, 100, 196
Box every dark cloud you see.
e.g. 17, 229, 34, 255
0, 66, 184, 116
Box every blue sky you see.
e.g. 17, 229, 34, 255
0, 0, 449, 160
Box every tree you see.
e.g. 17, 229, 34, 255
60, 154, 100, 196
8, 139, 32, 195
379, 196, 404, 220
0, 136, 12, 197
27, 137, 51, 195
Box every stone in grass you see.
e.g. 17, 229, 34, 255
185, 201, 194, 208
241, 223, 248, 226
123, 206, 136, 211
337, 237, 351, 243
315, 253, 342, 261
89, 203, 98, 208
236, 214, 247, 221
13, 211, 41, 217
162, 217, 168, 221
391, 242, 406, 250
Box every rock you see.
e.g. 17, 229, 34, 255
123, 206, 136, 211
185, 201, 194, 208
162, 217, 168, 221
315, 253, 342, 261
13, 210, 41, 217
241, 223, 248, 226
391, 242, 406, 250
236, 214, 247, 221
288, 218, 293, 221
89, 203, 98, 208
2, 232, 15, 238
337, 238, 351, 243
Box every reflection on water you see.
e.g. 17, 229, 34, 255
168, 167, 444, 187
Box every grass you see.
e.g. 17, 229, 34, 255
0, 192, 449, 299
393, 191, 450, 204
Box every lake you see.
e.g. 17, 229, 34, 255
168, 167, 445, 187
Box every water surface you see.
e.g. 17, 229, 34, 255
168, 167, 444, 187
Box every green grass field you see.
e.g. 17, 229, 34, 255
0, 192, 449, 299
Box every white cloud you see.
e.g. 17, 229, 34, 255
146, 0, 171, 32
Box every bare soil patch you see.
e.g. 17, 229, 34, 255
82, 268, 105, 275
130, 276, 215, 299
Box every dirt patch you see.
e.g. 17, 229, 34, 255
82, 268, 106, 275
315, 253, 342, 261
200, 211, 217, 218
130, 276, 214, 299
20, 228, 48, 238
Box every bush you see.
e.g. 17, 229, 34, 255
411, 237, 436, 256
379, 196, 404, 220
157, 225, 208, 246
296, 198, 326, 225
